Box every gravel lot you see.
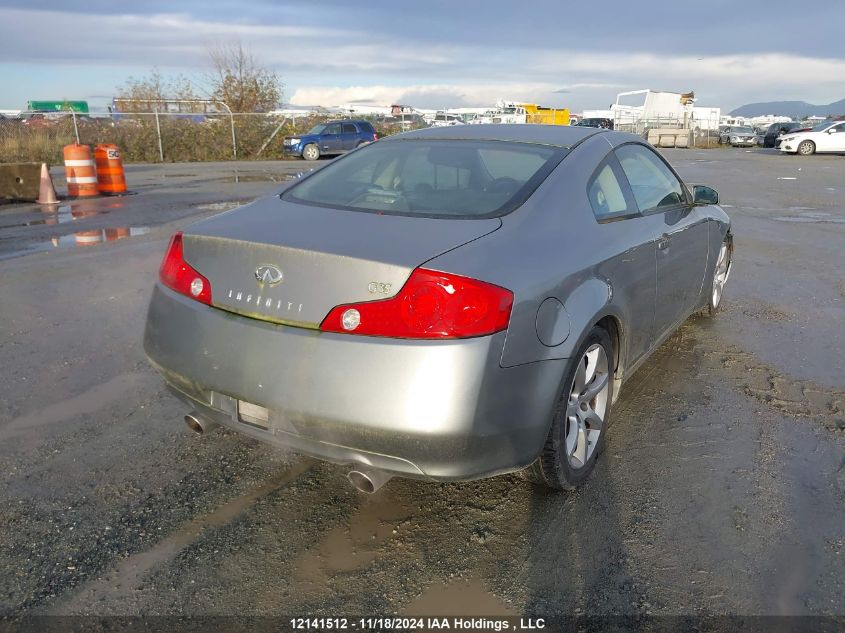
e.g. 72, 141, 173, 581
0, 150, 843, 626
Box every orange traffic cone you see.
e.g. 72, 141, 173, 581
36, 163, 59, 206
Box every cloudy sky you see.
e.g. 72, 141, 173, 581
1, 0, 843, 113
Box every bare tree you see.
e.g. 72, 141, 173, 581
115, 68, 200, 111
207, 42, 282, 113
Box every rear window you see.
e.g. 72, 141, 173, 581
282, 139, 565, 218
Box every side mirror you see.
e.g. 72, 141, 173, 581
692, 185, 719, 205
828, 128, 837, 134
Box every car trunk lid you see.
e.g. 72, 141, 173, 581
181, 196, 501, 328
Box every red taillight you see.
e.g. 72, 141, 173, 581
373, 133, 379, 140
159, 232, 212, 305
320, 268, 512, 339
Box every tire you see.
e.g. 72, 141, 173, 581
524, 326, 614, 491
797, 140, 815, 156
706, 235, 732, 316
302, 143, 320, 161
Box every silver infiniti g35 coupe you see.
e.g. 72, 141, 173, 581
144, 125, 732, 492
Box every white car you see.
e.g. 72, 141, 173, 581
779, 119, 845, 155
429, 112, 464, 127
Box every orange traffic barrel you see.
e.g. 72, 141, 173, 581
63, 144, 98, 197
94, 144, 127, 195
105, 227, 130, 241
74, 229, 104, 246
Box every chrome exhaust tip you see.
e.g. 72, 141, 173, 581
347, 468, 393, 494
184, 411, 218, 435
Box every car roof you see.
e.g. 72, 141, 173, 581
388, 124, 604, 148
328, 119, 370, 124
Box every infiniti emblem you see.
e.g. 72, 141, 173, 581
255, 264, 283, 286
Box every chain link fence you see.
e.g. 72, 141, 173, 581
1, 109, 733, 164
0, 111, 424, 165
611, 112, 724, 147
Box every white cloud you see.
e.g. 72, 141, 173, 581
1, 6, 843, 111
289, 83, 564, 108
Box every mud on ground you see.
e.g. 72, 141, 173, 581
0, 154, 842, 621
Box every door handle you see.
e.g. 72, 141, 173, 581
657, 233, 671, 250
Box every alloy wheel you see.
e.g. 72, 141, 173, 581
712, 242, 730, 308
564, 344, 610, 469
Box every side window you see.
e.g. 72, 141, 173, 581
342, 123, 357, 134
587, 159, 631, 221
615, 144, 685, 212
324, 123, 341, 135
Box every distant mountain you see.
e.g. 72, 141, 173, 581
730, 99, 845, 118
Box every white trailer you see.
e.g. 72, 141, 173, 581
692, 107, 721, 131
612, 90, 687, 128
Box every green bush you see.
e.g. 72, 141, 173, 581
0, 113, 422, 164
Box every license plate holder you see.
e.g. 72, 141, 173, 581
238, 400, 270, 429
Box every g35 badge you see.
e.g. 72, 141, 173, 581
367, 282, 392, 295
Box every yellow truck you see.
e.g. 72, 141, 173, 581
467, 102, 571, 126
523, 103, 570, 125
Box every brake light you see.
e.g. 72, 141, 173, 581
373, 133, 379, 140
159, 232, 212, 305
320, 268, 512, 339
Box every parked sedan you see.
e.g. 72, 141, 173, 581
144, 125, 732, 492
719, 125, 756, 146
779, 119, 845, 155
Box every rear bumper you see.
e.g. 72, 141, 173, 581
144, 285, 564, 480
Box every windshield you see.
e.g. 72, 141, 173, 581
811, 121, 832, 132
306, 124, 327, 135
732, 127, 754, 134
283, 139, 566, 219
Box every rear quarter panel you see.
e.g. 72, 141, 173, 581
423, 134, 657, 373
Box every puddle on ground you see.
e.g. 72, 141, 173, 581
0, 373, 146, 442
0, 201, 125, 230
0, 226, 151, 261
293, 491, 416, 588
230, 173, 298, 183
159, 172, 299, 184
195, 201, 245, 212
402, 577, 514, 616
773, 211, 845, 224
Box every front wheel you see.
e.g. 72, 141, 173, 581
302, 143, 320, 161
524, 326, 614, 490
797, 140, 815, 156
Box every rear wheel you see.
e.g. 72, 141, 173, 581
524, 326, 613, 490
707, 237, 732, 316
797, 140, 815, 156
302, 143, 320, 161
